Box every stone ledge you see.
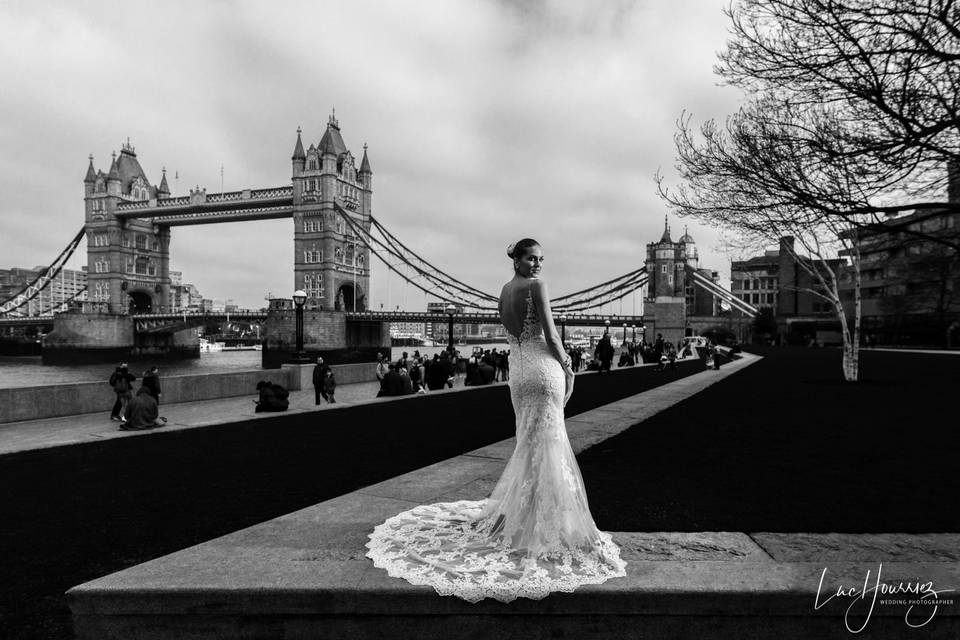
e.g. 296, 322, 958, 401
70, 354, 960, 639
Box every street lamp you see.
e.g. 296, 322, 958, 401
622, 322, 627, 343
445, 303, 458, 353
604, 319, 610, 336
293, 289, 307, 362
559, 314, 567, 345
631, 324, 636, 342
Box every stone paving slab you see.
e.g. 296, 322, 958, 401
751, 532, 960, 562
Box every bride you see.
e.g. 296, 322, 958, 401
365, 238, 627, 602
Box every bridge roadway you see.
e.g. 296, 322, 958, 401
1, 310, 647, 332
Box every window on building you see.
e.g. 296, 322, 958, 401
668, 273, 673, 285
335, 247, 343, 263
147, 263, 156, 276
661, 264, 667, 274
135, 235, 147, 250
308, 159, 318, 171
336, 218, 345, 234
135, 260, 148, 275
357, 254, 365, 268
304, 273, 324, 299
125, 260, 134, 274
345, 245, 355, 265
121, 235, 130, 248
152, 240, 159, 251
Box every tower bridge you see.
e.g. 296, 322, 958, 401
1, 111, 755, 365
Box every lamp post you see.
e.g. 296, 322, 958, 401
293, 289, 307, 362
631, 324, 636, 342
559, 314, 567, 346
445, 303, 457, 353
604, 319, 610, 336
622, 322, 627, 343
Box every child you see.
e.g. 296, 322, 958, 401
323, 369, 337, 403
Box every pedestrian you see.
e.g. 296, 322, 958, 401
399, 366, 414, 395
109, 362, 137, 423
478, 358, 496, 385
410, 359, 424, 393
380, 363, 405, 397
141, 365, 161, 404
120, 385, 167, 431
653, 334, 665, 362
312, 356, 331, 404
595, 333, 614, 374
375, 352, 389, 395
323, 369, 337, 403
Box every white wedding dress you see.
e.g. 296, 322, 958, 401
365, 284, 627, 602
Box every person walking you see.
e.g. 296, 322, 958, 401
109, 363, 137, 423
323, 369, 337, 403
312, 356, 331, 404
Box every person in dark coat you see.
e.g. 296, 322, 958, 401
464, 358, 481, 386
653, 334, 665, 362
399, 367, 414, 395
595, 333, 614, 374
478, 359, 497, 385
381, 364, 406, 397
109, 363, 137, 422
254, 380, 289, 412
409, 359, 424, 393
120, 386, 167, 431
427, 354, 449, 391
322, 369, 337, 403
312, 356, 331, 404
141, 366, 161, 404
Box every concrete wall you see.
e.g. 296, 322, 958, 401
0, 362, 376, 424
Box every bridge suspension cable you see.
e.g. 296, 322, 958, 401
340, 207, 652, 316
0, 228, 86, 317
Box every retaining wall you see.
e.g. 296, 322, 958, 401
0, 362, 375, 424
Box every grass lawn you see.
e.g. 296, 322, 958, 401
580, 347, 960, 533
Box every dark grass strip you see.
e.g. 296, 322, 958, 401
579, 347, 960, 533
0, 359, 702, 639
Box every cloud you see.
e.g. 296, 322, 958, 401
0, 0, 744, 310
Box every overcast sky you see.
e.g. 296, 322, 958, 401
0, 0, 745, 311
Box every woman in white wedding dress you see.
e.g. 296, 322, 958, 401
365, 239, 627, 602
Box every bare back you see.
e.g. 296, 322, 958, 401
499, 278, 535, 341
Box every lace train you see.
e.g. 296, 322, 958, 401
364, 281, 627, 602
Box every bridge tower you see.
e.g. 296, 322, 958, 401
83, 141, 171, 314
643, 216, 687, 345
291, 112, 372, 312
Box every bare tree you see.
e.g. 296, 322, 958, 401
658, 0, 960, 378
716, 0, 960, 249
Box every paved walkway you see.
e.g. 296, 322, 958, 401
0, 357, 657, 457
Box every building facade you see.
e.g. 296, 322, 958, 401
84, 142, 171, 313
291, 113, 372, 312
0, 266, 88, 315
839, 175, 960, 346
643, 220, 721, 344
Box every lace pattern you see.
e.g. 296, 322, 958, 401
365, 280, 627, 602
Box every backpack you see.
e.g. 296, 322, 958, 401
272, 384, 289, 400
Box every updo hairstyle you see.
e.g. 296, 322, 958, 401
506, 238, 540, 260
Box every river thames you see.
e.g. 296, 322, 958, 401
0, 344, 511, 389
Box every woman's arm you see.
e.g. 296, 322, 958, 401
530, 279, 572, 370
